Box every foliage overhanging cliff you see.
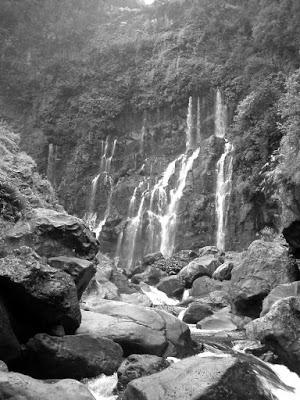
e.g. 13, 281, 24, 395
1, 0, 300, 252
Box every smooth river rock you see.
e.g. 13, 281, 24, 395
123, 353, 275, 400
261, 281, 300, 316
230, 239, 299, 318
246, 296, 300, 375
0, 370, 95, 400
23, 333, 123, 379
78, 300, 193, 357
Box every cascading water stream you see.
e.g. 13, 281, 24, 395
85, 137, 118, 238
214, 89, 233, 251
215, 142, 234, 251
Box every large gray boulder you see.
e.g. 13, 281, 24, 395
0, 370, 95, 400
117, 354, 170, 389
230, 239, 299, 318
182, 302, 213, 324
261, 281, 300, 316
23, 333, 123, 379
48, 256, 96, 299
0, 247, 81, 338
178, 255, 221, 286
156, 276, 185, 298
190, 276, 225, 297
212, 262, 234, 281
3, 208, 98, 259
246, 296, 300, 374
123, 353, 275, 400
78, 300, 193, 357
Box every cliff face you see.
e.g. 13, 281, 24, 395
1, 0, 298, 264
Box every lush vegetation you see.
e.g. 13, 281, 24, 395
0, 0, 300, 213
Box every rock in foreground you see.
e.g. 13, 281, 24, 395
124, 353, 275, 400
0, 247, 81, 338
78, 300, 193, 357
23, 333, 123, 379
230, 239, 299, 318
0, 370, 94, 400
246, 296, 300, 375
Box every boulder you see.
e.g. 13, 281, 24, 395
261, 281, 300, 316
0, 297, 21, 364
111, 269, 140, 294
123, 353, 275, 400
131, 266, 166, 286
48, 256, 96, 299
180, 290, 230, 310
120, 292, 153, 307
78, 300, 193, 357
178, 255, 221, 286
190, 276, 225, 297
246, 296, 300, 374
0, 361, 8, 372
196, 308, 237, 331
198, 245, 220, 257
81, 278, 119, 305
182, 302, 213, 324
3, 208, 98, 259
150, 250, 198, 275
230, 239, 299, 318
156, 276, 185, 299
142, 252, 164, 266
0, 370, 95, 400
0, 247, 81, 339
212, 262, 234, 281
23, 333, 123, 379
117, 354, 170, 389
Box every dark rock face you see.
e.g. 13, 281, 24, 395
182, 302, 213, 324
283, 220, 300, 256
156, 276, 185, 299
3, 208, 98, 259
78, 300, 193, 357
212, 262, 234, 281
0, 247, 81, 339
0, 297, 21, 364
190, 276, 225, 297
48, 256, 96, 299
23, 333, 123, 379
230, 239, 299, 318
131, 266, 167, 286
261, 281, 300, 316
117, 354, 170, 390
0, 370, 95, 400
123, 354, 274, 400
246, 296, 300, 375
178, 255, 221, 287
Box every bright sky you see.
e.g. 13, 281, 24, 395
143, 0, 155, 4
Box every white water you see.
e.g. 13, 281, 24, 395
85, 373, 118, 400
215, 89, 227, 138
86, 138, 117, 238
140, 283, 179, 305
46, 143, 56, 184
186, 96, 193, 150
215, 142, 234, 251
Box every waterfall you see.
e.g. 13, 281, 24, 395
186, 96, 193, 150
46, 143, 56, 184
196, 97, 201, 145
214, 89, 233, 251
85, 138, 118, 238
159, 147, 200, 257
215, 89, 227, 139
215, 142, 234, 251
125, 187, 147, 270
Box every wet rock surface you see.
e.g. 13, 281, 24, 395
117, 354, 170, 390
123, 353, 275, 400
22, 333, 123, 379
0, 247, 81, 339
78, 300, 193, 357
230, 239, 299, 318
3, 208, 98, 259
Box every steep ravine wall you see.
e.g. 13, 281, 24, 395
22, 89, 281, 263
